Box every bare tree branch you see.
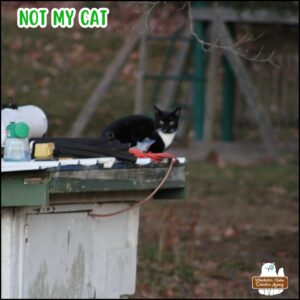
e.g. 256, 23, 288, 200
143, 1, 160, 32
133, 1, 281, 68
175, 1, 189, 12
187, 1, 281, 68
131, 1, 159, 34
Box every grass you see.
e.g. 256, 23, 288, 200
134, 160, 299, 299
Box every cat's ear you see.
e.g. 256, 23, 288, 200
173, 106, 181, 117
154, 105, 162, 115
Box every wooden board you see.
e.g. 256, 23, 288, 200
1, 173, 49, 207
69, 18, 144, 137
218, 21, 280, 161
48, 165, 186, 193
1, 163, 186, 207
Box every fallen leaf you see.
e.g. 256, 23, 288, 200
224, 226, 236, 238
166, 289, 175, 298
269, 186, 287, 195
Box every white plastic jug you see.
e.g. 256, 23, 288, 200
1, 105, 48, 146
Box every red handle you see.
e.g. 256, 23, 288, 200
129, 148, 177, 162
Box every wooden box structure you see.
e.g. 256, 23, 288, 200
1, 158, 186, 299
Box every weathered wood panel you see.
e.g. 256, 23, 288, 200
2, 203, 140, 298
48, 165, 185, 193
2, 163, 186, 206
236, 53, 299, 129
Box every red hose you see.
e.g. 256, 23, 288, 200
88, 158, 176, 218
88, 149, 178, 218
129, 148, 176, 162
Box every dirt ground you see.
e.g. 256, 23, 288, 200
132, 157, 299, 299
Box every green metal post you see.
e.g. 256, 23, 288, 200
193, 1, 206, 140
221, 23, 236, 141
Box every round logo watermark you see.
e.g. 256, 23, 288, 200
252, 263, 288, 296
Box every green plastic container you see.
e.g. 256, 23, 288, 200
3, 122, 31, 161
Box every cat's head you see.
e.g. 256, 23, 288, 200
154, 105, 181, 134
261, 262, 277, 275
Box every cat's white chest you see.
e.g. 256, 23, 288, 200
157, 130, 176, 149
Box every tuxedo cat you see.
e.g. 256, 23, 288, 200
100, 106, 181, 153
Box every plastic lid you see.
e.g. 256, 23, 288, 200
15, 122, 29, 138
6, 122, 29, 138
6, 122, 16, 138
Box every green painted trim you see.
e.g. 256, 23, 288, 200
154, 187, 186, 200
48, 178, 184, 194
221, 23, 236, 141
1, 175, 49, 207
193, 1, 206, 140
146, 35, 191, 42
48, 166, 186, 194
144, 74, 203, 81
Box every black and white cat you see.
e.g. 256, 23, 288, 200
100, 105, 181, 152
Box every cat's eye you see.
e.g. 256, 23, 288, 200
169, 121, 174, 126
159, 120, 164, 125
